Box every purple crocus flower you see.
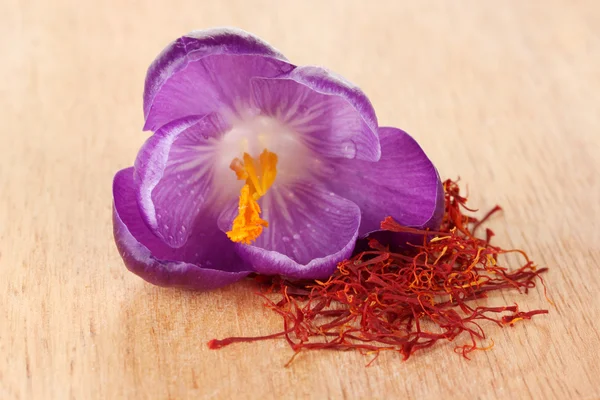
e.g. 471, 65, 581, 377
113, 28, 443, 290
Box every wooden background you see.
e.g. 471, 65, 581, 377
2, 0, 599, 399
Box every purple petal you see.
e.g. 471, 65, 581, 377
218, 182, 361, 279
287, 66, 378, 136
113, 167, 251, 290
144, 28, 294, 131
292, 66, 380, 158
251, 76, 379, 162
328, 127, 444, 236
134, 114, 230, 248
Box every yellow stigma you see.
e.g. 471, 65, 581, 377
226, 149, 278, 244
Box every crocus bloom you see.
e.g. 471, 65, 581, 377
113, 28, 443, 290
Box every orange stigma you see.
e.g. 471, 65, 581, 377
226, 149, 278, 244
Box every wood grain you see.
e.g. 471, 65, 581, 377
2, 1, 599, 399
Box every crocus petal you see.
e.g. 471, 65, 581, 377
144, 28, 294, 131
327, 127, 444, 237
113, 168, 251, 290
218, 182, 361, 279
134, 114, 230, 248
251, 66, 380, 161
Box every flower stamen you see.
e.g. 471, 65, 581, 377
226, 149, 278, 244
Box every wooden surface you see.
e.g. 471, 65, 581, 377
2, 1, 599, 399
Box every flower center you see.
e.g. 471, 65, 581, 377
226, 149, 278, 244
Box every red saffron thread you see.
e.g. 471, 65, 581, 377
208, 179, 551, 365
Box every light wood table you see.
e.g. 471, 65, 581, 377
2, 1, 599, 399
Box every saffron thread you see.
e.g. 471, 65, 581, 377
209, 179, 551, 365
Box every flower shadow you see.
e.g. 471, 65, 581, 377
116, 278, 275, 398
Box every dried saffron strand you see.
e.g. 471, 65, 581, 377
208, 179, 550, 364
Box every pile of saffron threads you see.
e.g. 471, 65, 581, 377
208, 179, 550, 365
